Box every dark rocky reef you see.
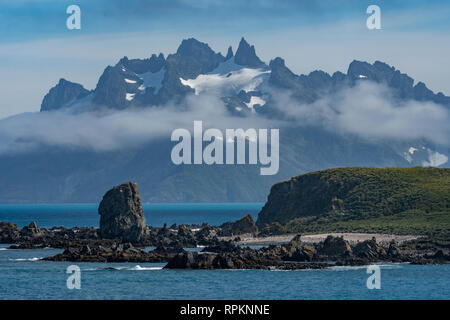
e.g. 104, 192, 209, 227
0, 222, 20, 243
164, 234, 450, 270
219, 214, 258, 236
43, 242, 181, 263
1, 220, 449, 267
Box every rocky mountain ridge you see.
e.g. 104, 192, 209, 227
40, 37, 450, 113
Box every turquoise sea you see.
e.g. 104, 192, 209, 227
0, 203, 263, 228
1, 203, 449, 300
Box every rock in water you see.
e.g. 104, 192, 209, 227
98, 182, 146, 243
220, 214, 258, 236
0, 222, 20, 243
319, 235, 352, 257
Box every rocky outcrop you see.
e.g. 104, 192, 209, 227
164, 250, 328, 270
353, 237, 387, 259
43, 242, 177, 263
20, 222, 47, 240
176, 224, 197, 247
4, 217, 448, 266
318, 235, 352, 257
195, 224, 220, 245
0, 222, 20, 243
220, 214, 258, 236
258, 222, 287, 237
98, 182, 147, 243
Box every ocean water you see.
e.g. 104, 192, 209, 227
0, 203, 263, 228
1, 204, 449, 300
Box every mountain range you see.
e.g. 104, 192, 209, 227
0, 37, 448, 203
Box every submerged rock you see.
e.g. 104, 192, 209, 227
98, 181, 147, 243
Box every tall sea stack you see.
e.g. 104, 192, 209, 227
98, 181, 147, 243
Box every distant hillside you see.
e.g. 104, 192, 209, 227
256, 167, 450, 234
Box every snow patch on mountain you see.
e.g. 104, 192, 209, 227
210, 57, 245, 75
180, 66, 270, 96
125, 93, 136, 101
246, 96, 266, 109
138, 68, 165, 94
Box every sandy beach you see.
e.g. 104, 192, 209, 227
220, 233, 422, 247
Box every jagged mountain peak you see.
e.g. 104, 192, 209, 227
235, 37, 265, 68
176, 38, 220, 58
117, 53, 166, 74
40, 78, 90, 112
269, 57, 286, 68
39, 38, 450, 114
226, 46, 234, 60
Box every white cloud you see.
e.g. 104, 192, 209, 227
0, 94, 273, 154
273, 81, 450, 147
0, 80, 448, 158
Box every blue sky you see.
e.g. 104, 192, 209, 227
0, 0, 450, 118
1, 0, 449, 42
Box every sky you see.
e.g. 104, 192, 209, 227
0, 0, 450, 119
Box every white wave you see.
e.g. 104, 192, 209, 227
107, 265, 163, 271
9, 257, 42, 261
82, 268, 100, 271
0, 248, 9, 251
330, 263, 404, 271
130, 265, 163, 271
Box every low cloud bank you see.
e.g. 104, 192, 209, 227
273, 81, 449, 146
0, 94, 272, 154
0, 81, 448, 155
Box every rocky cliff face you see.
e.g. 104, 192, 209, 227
98, 181, 147, 243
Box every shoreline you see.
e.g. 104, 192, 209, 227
222, 233, 422, 247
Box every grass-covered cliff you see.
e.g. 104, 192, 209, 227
256, 167, 450, 235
